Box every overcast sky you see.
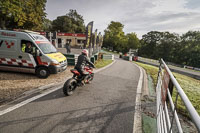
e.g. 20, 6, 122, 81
45, 0, 200, 38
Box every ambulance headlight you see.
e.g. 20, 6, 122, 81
50, 59, 59, 66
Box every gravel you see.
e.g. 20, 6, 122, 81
0, 66, 73, 105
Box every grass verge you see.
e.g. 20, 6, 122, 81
95, 59, 113, 68
142, 113, 157, 133
135, 62, 159, 86
135, 62, 200, 116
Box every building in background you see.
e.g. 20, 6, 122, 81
57, 33, 85, 48
40, 32, 86, 48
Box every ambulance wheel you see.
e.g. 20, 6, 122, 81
36, 67, 50, 79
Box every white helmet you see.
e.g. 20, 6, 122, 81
82, 49, 88, 57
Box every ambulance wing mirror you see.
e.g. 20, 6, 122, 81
36, 50, 42, 56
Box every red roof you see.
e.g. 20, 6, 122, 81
39, 32, 46, 35
57, 33, 86, 37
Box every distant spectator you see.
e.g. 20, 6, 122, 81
66, 41, 71, 53
52, 40, 56, 47
80, 44, 83, 49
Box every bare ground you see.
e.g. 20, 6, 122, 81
0, 66, 73, 105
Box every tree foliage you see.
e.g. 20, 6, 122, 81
0, 0, 47, 30
139, 31, 200, 68
103, 21, 125, 51
103, 20, 199, 67
139, 31, 180, 61
52, 9, 85, 33
180, 31, 200, 67
103, 21, 140, 53
126, 33, 140, 52
42, 18, 52, 31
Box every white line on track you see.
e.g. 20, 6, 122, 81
0, 86, 61, 116
0, 59, 116, 116
132, 63, 143, 133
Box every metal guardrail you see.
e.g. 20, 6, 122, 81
101, 54, 114, 60
156, 59, 200, 133
64, 53, 100, 65
63, 54, 79, 66
138, 57, 200, 80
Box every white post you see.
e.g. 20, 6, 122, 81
49, 32, 52, 43
129, 55, 132, 61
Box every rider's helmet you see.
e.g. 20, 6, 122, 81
82, 49, 88, 57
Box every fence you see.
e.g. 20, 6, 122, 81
63, 53, 100, 65
138, 57, 200, 80
101, 54, 114, 60
63, 54, 79, 66
156, 59, 200, 133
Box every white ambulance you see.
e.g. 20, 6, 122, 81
0, 30, 67, 78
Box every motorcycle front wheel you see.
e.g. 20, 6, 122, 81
88, 73, 94, 81
63, 78, 77, 96
84, 73, 94, 84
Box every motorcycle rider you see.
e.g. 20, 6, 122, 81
74, 49, 95, 83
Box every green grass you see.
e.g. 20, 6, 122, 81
135, 62, 200, 116
135, 62, 159, 86
95, 59, 113, 68
142, 113, 157, 133
173, 73, 200, 116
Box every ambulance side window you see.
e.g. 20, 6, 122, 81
21, 40, 36, 55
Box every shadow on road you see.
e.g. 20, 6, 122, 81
0, 102, 135, 133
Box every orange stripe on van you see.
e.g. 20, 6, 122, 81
36, 56, 48, 66
35, 41, 50, 44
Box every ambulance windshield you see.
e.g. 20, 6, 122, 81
37, 43, 57, 54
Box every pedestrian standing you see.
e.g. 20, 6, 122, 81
68, 41, 71, 53
66, 41, 71, 53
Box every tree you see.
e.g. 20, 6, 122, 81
138, 30, 200, 67
52, 9, 85, 33
103, 21, 125, 52
23, 0, 47, 30
139, 31, 180, 61
126, 32, 140, 52
42, 18, 52, 31
180, 31, 200, 67
158, 32, 180, 62
52, 16, 72, 32
0, 0, 47, 30
0, 0, 26, 29
103, 21, 141, 53
139, 31, 162, 59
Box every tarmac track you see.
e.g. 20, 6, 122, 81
0, 58, 140, 133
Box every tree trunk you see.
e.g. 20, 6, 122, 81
0, 18, 6, 29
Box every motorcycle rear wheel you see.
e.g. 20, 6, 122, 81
63, 78, 77, 96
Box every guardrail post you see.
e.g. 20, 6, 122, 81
166, 79, 174, 103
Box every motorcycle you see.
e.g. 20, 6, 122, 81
63, 65, 94, 96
